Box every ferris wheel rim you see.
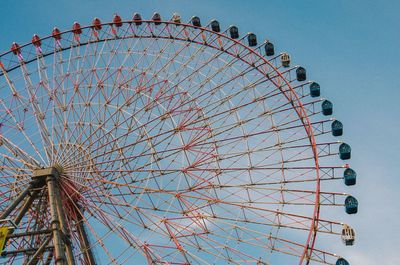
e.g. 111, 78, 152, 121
0, 16, 333, 264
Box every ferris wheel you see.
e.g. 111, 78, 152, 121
0, 12, 358, 265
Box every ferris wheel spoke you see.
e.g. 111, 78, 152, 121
60, 172, 158, 223
0, 174, 31, 194
203, 141, 338, 164
64, 171, 209, 236
67, 184, 190, 264
54, 60, 266, 165
20, 62, 53, 155
201, 212, 341, 236
198, 217, 315, 263
56, 73, 160, 160
169, 190, 339, 232
69, 169, 342, 233
189, 118, 332, 151
55, 42, 85, 146
124, 207, 220, 264
132, 33, 265, 109
64, 136, 342, 198
51, 51, 70, 161
0, 135, 41, 168
69, 165, 340, 262
60, 184, 131, 264
0, 101, 46, 166
67, 119, 182, 169
63, 167, 339, 187
81, 110, 208, 164
181, 223, 266, 264
36, 55, 65, 164
69, 71, 191, 155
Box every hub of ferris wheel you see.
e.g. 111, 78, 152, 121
0, 11, 358, 265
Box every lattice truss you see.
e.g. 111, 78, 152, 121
0, 14, 356, 265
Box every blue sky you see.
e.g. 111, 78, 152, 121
1, 0, 399, 264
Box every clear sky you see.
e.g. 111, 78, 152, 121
1, 0, 399, 264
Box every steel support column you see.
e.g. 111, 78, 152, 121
54, 179, 76, 265
76, 211, 96, 265
46, 174, 66, 265
14, 190, 40, 225
0, 186, 31, 220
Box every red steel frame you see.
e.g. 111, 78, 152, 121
0, 16, 352, 265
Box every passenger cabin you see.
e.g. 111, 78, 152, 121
345, 196, 358, 214
52, 28, 62, 40
32, 35, 41, 47
10, 42, 21, 55
113, 14, 123, 27
344, 168, 356, 186
321, 100, 333, 115
341, 224, 355, 246
248, 33, 257, 47
281, 53, 290, 67
92, 18, 102, 30
331, 120, 343, 136
336, 258, 350, 265
229, 26, 239, 39
309, 82, 320, 97
296, 67, 306, 81
152, 12, 162, 25
172, 13, 181, 23
264, 42, 274, 56
210, 20, 220, 32
339, 143, 351, 160
191, 16, 201, 27
72, 22, 82, 35
133, 13, 143, 25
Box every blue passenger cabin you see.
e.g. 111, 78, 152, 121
331, 120, 343, 136
336, 258, 350, 265
343, 168, 356, 186
248, 33, 257, 47
296, 67, 306, 81
321, 100, 333, 115
265, 42, 274, 56
339, 143, 351, 160
191, 16, 201, 27
229, 26, 239, 39
210, 20, 220, 32
309, 82, 320, 97
345, 196, 358, 214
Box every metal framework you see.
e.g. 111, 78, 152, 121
0, 13, 357, 265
